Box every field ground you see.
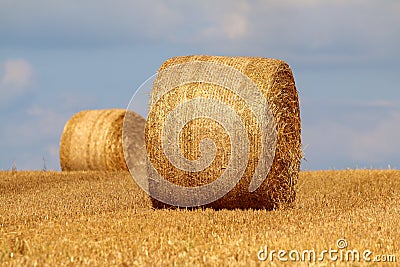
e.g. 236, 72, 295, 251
0, 170, 399, 266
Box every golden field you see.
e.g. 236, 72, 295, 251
0, 170, 399, 266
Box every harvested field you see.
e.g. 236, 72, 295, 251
0, 170, 399, 266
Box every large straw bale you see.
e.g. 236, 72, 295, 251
145, 55, 302, 209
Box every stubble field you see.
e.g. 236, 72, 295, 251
0, 170, 399, 266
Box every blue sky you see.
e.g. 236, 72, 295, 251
0, 0, 399, 170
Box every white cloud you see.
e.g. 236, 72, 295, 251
198, 1, 250, 41
350, 111, 400, 162
46, 143, 59, 159
0, 59, 34, 96
0, 0, 398, 66
2, 105, 68, 147
0, 0, 183, 46
25, 105, 68, 136
364, 100, 398, 109
302, 107, 400, 169
222, 13, 248, 40
0, 105, 69, 169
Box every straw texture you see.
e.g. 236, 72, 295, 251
146, 55, 302, 209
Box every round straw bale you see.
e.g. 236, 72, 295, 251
60, 109, 145, 171
145, 55, 302, 209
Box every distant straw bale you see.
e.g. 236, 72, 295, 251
60, 109, 145, 171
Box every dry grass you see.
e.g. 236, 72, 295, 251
0, 170, 399, 266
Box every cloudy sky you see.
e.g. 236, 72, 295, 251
1, 0, 399, 170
